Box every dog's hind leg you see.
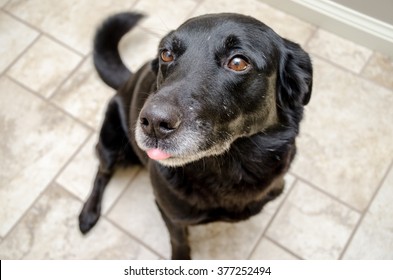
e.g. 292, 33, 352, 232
156, 202, 191, 260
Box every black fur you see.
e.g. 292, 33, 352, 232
79, 12, 312, 259
93, 12, 144, 90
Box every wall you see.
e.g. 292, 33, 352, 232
261, 0, 393, 58
331, 0, 393, 25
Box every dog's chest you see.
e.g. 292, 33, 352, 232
163, 156, 286, 210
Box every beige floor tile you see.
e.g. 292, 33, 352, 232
266, 181, 360, 259
5, 0, 134, 54
0, 77, 90, 237
51, 57, 114, 129
362, 52, 393, 90
189, 174, 295, 259
0, 11, 39, 73
52, 28, 159, 129
133, 0, 197, 36
56, 134, 140, 214
189, 214, 272, 259
0, 185, 158, 259
119, 27, 161, 71
307, 29, 372, 73
192, 0, 315, 45
343, 167, 393, 259
250, 238, 298, 260
292, 58, 393, 211
107, 170, 171, 258
7, 36, 81, 98
0, 0, 9, 7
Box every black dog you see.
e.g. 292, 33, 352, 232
79, 12, 312, 259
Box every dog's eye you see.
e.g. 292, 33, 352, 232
161, 49, 174, 63
227, 56, 249, 72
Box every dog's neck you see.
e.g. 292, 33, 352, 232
158, 126, 296, 187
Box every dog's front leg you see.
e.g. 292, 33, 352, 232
79, 97, 133, 234
79, 164, 113, 234
156, 202, 191, 260
78, 141, 116, 234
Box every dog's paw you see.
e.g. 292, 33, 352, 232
78, 206, 100, 234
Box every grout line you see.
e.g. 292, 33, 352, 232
47, 54, 90, 100
101, 167, 169, 258
309, 51, 364, 76
47, 98, 96, 133
302, 26, 375, 81
56, 154, 162, 259
57, 180, 87, 204
265, 236, 304, 260
41, 31, 86, 57
359, 49, 375, 76
338, 158, 393, 259
103, 167, 143, 216
54, 183, 163, 260
310, 52, 393, 93
293, 173, 362, 214
1, 0, 12, 10
3, 9, 86, 57
130, 0, 142, 10
358, 55, 393, 94
304, 26, 319, 48
0, 132, 93, 243
0, 32, 41, 77
2, 9, 43, 35
247, 177, 298, 259
6, 75, 96, 133
132, 0, 202, 38
104, 216, 166, 259
139, 26, 165, 39
51, 132, 95, 187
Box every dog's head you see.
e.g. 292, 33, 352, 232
135, 13, 312, 166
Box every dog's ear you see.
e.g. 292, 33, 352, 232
151, 57, 159, 74
277, 39, 313, 109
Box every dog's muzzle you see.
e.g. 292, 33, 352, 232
139, 103, 182, 139
138, 102, 182, 160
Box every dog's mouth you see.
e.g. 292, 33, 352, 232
143, 144, 232, 167
135, 122, 234, 167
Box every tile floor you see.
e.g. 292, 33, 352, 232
1, 0, 393, 260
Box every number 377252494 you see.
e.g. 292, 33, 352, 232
217, 266, 271, 276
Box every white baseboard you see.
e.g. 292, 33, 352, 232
261, 0, 393, 57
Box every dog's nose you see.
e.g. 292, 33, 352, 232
140, 105, 181, 139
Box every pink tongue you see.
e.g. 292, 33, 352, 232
146, 148, 171, 160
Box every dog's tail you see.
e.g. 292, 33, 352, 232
93, 12, 144, 90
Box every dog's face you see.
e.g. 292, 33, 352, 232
135, 13, 312, 166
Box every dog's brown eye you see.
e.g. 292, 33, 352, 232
227, 56, 249, 71
161, 49, 174, 63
